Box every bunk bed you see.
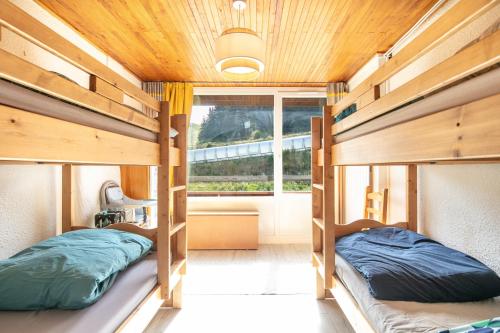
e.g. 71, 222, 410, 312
311, 1, 500, 332
0, 2, 187, 332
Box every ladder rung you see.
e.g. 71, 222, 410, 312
170, 258, 186, 277
312, 251, 324, 268
366, 207, 381, 215
312, 183, 324, 190
170, 185, 186, 192
312, 217, 324, 230
170, 222, 186, 236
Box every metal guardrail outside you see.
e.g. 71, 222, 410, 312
188, 134, 311, 163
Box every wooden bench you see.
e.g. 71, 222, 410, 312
187, 211, 259, 250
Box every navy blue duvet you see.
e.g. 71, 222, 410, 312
336, 227, 500, 302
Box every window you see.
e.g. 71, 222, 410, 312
282, 97, 326, 192
188, 95, 274, 193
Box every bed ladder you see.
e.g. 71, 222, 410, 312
158, 103, 188, 308
311, 108, 336, 298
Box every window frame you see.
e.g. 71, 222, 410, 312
189, 87, 326, 197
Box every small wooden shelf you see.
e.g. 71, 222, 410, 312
312, 183, 324, 190
312, 217, 324, 230
170, 222, 186, 236
171, 258, 186, 276
170, 185, 186, 192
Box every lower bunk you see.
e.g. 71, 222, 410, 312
0, 253, 158, 333
0, 227, 169, 333
333, 254, 500, 333
324, 225, 500, 333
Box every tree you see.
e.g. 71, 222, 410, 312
198, 106, 273, 145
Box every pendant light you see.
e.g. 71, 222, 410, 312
215, 0, 265, 81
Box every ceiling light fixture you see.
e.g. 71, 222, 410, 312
215, 0, 264, 81
232, 0, 247, 10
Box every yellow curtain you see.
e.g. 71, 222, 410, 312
162, 82, 193, 216
162, 82, 193, 121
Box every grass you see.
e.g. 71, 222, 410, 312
188, 181, 311, 192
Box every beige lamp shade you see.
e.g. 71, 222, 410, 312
215, 28, 265, 81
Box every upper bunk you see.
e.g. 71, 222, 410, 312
323, 0, 500, 166
0, 0, 184, 167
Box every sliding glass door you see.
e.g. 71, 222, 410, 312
281, 97, 326, 192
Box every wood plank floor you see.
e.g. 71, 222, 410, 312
145, 245, 354, 333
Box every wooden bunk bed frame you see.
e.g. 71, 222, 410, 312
311, 1, 500, 332
0, 2, 187, 331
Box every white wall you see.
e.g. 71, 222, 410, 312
0, 166, 59, 258
419, 165, 500, 275
0, 1, 141, 258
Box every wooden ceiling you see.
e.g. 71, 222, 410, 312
37, 0, 437, 86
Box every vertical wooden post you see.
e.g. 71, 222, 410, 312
323, 106, 334, 289
363, 185, 373, 219
368, 165, 374, 189
380, 188, 389, 224
311, 117, 322, 254
61, 164, 73, 233
339, 166, 345, 225
172, 114, 187, 275
406, 164, 418, 232
157, 101, 171, 300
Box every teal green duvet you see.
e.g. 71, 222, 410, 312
0, 229, 152, 310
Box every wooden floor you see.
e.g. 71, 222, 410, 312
145, 245, 354, 333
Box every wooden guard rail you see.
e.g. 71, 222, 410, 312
0, 0, 161, 114
331, 0, 497, 119
0, 48, 159, 133
333, 29, 500, 136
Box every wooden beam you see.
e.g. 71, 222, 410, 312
333, 30, 500, 134
331, 276, 377, 333
322, 106, 334, 289
171, 114, 187, 278
0, 79, 157, 142
311, 117, 323, 254
90, 75, 124, 104
116, 285, 163, 333
406, 165, 418, 232
357, 86, 380, 110
332, 94, 500, 165
61, 164, 73, 233
334, 68, 500, 144
0, 105, 159, 165
163, 277, 183, 309
0, 0, 160, 111
331, 0, 498, 117
157, 101, 171, 299
0, 48, 159, 133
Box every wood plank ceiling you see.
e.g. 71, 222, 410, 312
37, 0, 437, 86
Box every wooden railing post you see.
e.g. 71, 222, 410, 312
323, 105, 334, 289
157, 101, 171, 300
407, 164, 418, 232
61, 164, 73, 233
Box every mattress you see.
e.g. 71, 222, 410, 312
335, 254, 500, 333
0, 252, 158, 333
